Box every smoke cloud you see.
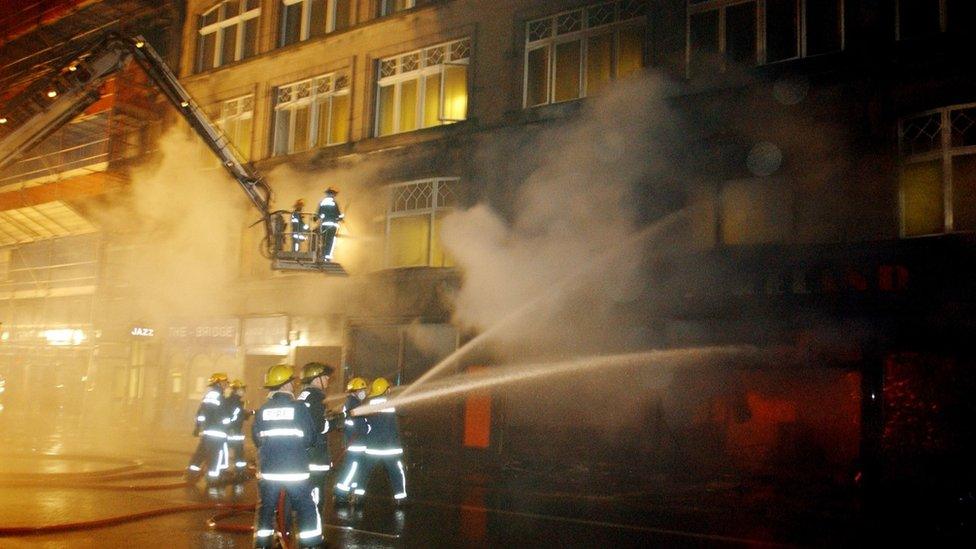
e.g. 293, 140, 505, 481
440, 72, 691, 361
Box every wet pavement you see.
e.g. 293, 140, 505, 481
0, 425, 861, 548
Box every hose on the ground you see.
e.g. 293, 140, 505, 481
0, 503, 254, 536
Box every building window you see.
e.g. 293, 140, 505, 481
897, 0, 974, 39
196, 0, 260, 73
385, 178, 457, 268
380, 0, 415, 17
216, 96, 254, 161
279, 0, 352, 47
524, 0, 646, 108
687, 0, 843, 76
375, 38, 470, 137
899, 104, 976, 236
272, 72, 350, 156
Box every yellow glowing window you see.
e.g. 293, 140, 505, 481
524, 1, 646, 107
273, 72, 350, 156
217, 95, 254, 161
386, 179, 458, 268
375, 38, 470, 137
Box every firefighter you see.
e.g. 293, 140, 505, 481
186, 372, 230, 484
290, 199, 308, 253
224, 379, 249, 479
297, 362, 335, 508
333, 377, 368, 503
252, 364, 324, 549
356, 377, 407, 502
315, 187, 343, 262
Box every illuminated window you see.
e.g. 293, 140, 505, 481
196, 0, 260, 73
524, 0, 646, 108
279, 0, 352, 47
273, 72, 350, 156
380, 0, 415, 17
385, 178, 457, 268
375, 38, 469, 137
899, 104, 976, 236
216, 95, 254, 161
686, 0, 843, 76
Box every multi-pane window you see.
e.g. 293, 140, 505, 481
272, 72, 350, 156
897, 0, 975, 39
899, 104, 976, 236
380, 0, 416, 17
524, 0, 646, 108
375, 38, 470, 137
385, 178, 457, 268
196, 0, 260, 73
279, 0, 352, 47
687, 0, 843, 76
216, 96, 254, 161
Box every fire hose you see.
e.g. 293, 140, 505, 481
0, 455, 398, 547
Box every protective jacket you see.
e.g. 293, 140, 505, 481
193, 384, 226, 437
316, 196, 343, 224
362, 396, 402, 452
251, 390, 315, 477
297, 385, 330, 471
341, 394, 367, 445
222, 392, 245, 432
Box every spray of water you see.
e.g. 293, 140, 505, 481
357, 345, 760, 416
396, 208, 689, 400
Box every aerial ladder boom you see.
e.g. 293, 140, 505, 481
0, 33, 345, 274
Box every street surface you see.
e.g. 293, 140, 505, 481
0, 422, 860, 548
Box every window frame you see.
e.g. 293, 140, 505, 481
278, 0, 348, 46
374, 38, 471, 137
685, 0, 845, 76
380, 0, 416, 18
384, 177, 458, 268
895, 0, 947, 40
523, 0, 647, 109
196, 0, 261, 72
898, 102, 976, 237
271, 72, 351, 156
214, 95, 255, 161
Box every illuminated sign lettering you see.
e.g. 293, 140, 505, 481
130, 327, 154, 337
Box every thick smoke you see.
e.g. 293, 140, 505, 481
440, 72, 690, 361
91, 130, 248, 321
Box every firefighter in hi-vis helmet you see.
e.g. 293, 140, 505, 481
186, 372, 230, 484
290, 199, 308, 253
297, 362, 335, 510
315, 188, 343, 262
333, 376, 369, 503
252, 364, 323, 548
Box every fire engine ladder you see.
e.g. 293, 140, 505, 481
0, 32, 346, 275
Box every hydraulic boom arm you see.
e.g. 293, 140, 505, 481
0, 33, 272, 246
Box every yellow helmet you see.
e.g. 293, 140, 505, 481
301, 362, 334, 383
208, 372, 229, 385
230, 379, 245, 390
345, 377, 367, 392
264, 364, 294, 388
368, 377, 390, 398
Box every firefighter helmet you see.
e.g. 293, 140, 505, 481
301, 362, 334, 383
294, 198, 305, 210
368, 377, 390, 398
346, 377, 367, 392
208, 372, 229, 385
230, 379, 245, 390
263, 364, 294, 388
